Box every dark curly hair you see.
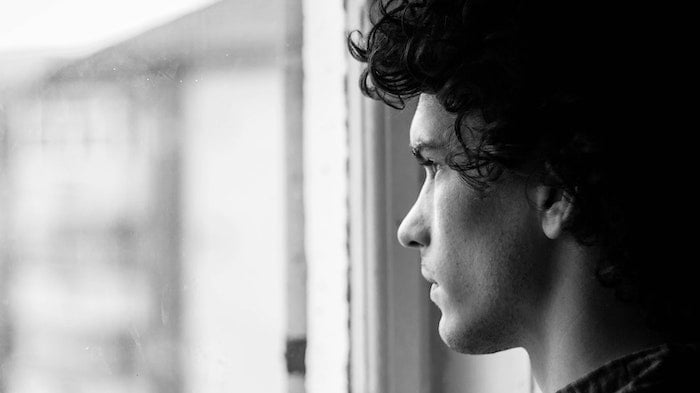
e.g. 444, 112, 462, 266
349, 0, 698, 340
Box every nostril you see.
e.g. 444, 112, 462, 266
397, 220, 429, 249
407, 240, 422, 248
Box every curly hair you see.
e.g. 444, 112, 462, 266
349, 0, 698, 340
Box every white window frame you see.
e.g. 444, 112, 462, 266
345, 2, 437, 393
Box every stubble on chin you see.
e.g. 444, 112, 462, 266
439, 312, 520, 355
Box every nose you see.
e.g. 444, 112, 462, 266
397, 194, 430, 248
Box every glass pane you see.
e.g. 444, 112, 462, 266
0, 1, 295, 392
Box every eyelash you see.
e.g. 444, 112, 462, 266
421, 160, 441, 176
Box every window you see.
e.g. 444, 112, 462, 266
1, 1, 539, 392
1, 1, 299, 392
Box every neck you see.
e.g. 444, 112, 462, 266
524, 241, 666, 393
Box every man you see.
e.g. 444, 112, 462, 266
349, 0, 698, 392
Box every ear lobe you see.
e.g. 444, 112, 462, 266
533, 186, 573, 239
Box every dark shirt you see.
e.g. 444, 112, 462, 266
556, 343, 698, 393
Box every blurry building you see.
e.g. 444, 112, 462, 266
0, 1, 297, 392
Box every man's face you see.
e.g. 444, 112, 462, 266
397, 94, 551, 354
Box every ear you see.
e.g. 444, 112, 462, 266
532, 186, 573, 240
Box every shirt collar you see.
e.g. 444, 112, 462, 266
555, 343, 698, 393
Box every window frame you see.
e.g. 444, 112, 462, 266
345, 2, 439, 393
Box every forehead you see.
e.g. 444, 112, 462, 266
409, 94, 456, 148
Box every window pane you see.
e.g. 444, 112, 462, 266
0, 1, 296, 392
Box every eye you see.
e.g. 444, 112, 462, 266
421, 160, 441, 177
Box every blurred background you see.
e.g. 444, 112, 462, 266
1, 1, 295, 392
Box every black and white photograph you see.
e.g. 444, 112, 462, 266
1, 1, 697, 392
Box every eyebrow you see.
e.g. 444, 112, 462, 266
410, 140, 448, 163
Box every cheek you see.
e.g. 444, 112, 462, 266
476, 201, 548, 315
431, 183, 495, 295
432, 176, 489, 235
435, 185, 500, 256
433, 178, 540, 299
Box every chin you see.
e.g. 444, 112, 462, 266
437, 312, 516, 355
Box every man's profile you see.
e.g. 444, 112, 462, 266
348, 0, 698, 392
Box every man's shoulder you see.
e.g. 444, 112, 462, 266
557, 343, 699, 393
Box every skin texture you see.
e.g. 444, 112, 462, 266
397, 93, 668, 393
397, 94, 552, 354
